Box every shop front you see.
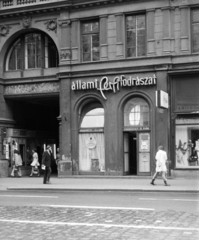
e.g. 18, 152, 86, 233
170, 73, 199, 178
70, 71, 166, 176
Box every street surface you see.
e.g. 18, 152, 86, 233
0, 191, 198, 240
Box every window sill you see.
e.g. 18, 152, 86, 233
4, 68, 58, 79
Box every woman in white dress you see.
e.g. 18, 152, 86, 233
30, 149, 40, 177
150, 145, 170, 186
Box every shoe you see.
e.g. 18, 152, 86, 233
164, 183, 170, 186
37, 175, 40, 177
150, 180, 155, 185
29, 174, 33, 177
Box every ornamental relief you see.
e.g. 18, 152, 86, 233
45, 19, 57, 33
60, 49, 71, 61
0, 25, 11, 37
23, 15, 31, 28
4, 83, 60, 95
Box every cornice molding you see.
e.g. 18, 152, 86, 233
0, 0, 153, 20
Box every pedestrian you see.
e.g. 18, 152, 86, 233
150, 145, 170, 186
10, 144, 22, 177
42, 145, 54, 184
30, 149, 40, 177
55, 148, 60, 165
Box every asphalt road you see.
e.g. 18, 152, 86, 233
0, 191, 198, 240
0, 191, 198, 212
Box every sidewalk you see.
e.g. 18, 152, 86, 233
0, 176, 199, 193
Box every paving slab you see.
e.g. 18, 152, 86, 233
0, 176, 199, 193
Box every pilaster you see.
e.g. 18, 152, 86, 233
147, 9, 156, 56
115, 13, 124, 59
71, 19, 79, 63
58, 19, 71, 64
100, 15, 108, 61
180, 6, 189, 53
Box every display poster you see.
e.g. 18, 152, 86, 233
139, 133, 150, 152
5, 144, 9, 159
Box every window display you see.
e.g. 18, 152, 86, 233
175, 118, 199, 168
79, 107, 105, 172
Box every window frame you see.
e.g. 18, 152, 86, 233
124, 97, 150, 127
6, 32, 58, 71
191, 8, 199, 53
6, 38, 22, 71
81, 19, 100, 62
125, 13, 146, 58
25, 33, 42, 69
80, 107, 104, 129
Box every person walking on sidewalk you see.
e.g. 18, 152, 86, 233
42, 145, 54, 184
150, 145, 170, 186
10, 144, 22, 177
30, 149, 40, 177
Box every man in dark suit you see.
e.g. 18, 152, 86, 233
42, 145, 54, 184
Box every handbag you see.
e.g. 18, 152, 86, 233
41, 165, 46, 170
188, 155, 198, 163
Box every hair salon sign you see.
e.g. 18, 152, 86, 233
71, 74, 157, 100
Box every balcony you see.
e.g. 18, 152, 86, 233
0, 0, 65, 9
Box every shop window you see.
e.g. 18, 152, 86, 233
175, 118, 199, 168
124, 98, 149, 127
192, 9, 199, 53
82, 20, 100, 62
6, 32, 59, 71
81, 108, 104, 128
79, 107, 105, 172
126, 14, 146, 58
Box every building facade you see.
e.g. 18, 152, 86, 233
0, 0, 199, 177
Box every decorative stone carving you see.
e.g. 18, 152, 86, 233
0, 25, 11, 37
60, 49, 71, 61
4, 82, 60, 95
58, 19, 71, 27
45, 19, 57, 32
23, 15, 31, 28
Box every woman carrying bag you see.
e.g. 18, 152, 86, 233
30, 149, 40, 177
10, 146, 22, 177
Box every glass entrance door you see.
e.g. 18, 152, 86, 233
138, 132, 150, 175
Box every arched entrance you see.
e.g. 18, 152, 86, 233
2, 30, 60, 176
123, 97, 151, 176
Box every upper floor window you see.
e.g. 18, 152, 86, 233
25, 33, 42, 69
8, 39, 21, 70
192, 9, 199, 53
82, 20, 100, 62
126, 14, 146, 58
6, 32, 59, 71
